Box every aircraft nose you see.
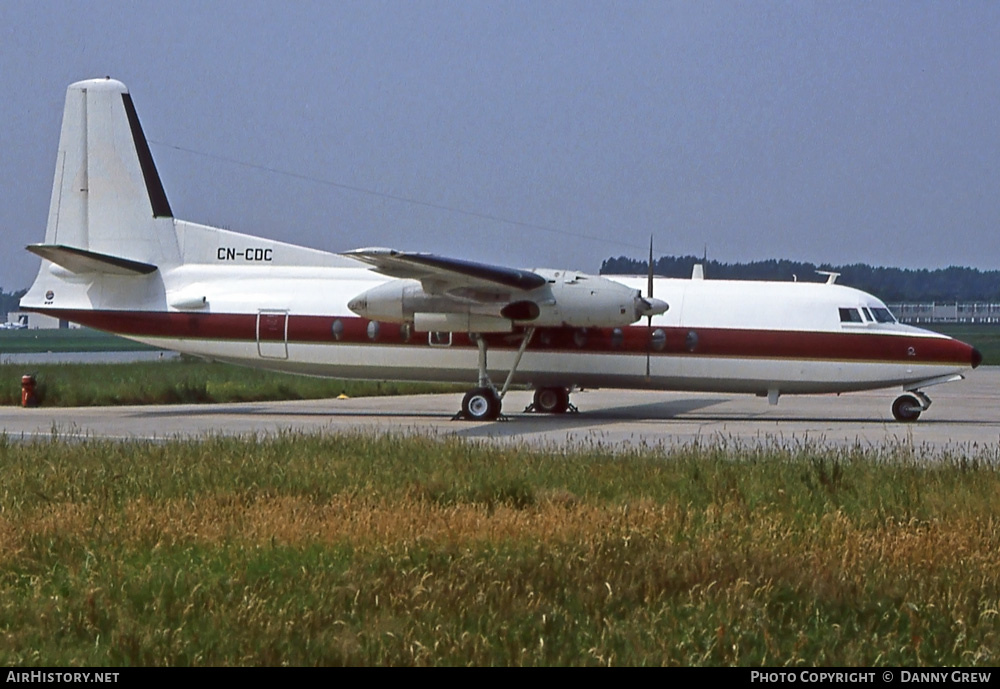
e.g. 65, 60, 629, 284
972, 347, 983, 369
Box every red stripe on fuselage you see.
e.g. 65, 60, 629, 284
32, 308, 979, 367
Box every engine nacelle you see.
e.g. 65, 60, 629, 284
347, 271, 668, 331
347, 280, 445, 323
527, 270, 667, 328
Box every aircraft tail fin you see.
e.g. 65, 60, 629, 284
42, 77, 180, 268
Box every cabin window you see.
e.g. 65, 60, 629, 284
839, 308, 863, 323
611, 328, 624, 348
367, 320, 380, 341
429, 331, 452, 347
871, 307, 896, 324
685, 330, 699, 352
400, 322, 413, 342
651, 328, 667, 352
331, 319, 344, 341
574, 329, 588, 348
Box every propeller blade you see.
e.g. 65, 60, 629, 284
647, 236, 654, 300
647, 236, 654, 327
646, 235, 654, 379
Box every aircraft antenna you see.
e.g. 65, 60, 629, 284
150, 139, 663, 260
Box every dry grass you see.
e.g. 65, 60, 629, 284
1, 433, 999, 666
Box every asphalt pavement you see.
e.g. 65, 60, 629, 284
3, 367, 998, 456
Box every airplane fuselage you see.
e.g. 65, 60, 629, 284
25, 256, 979, 397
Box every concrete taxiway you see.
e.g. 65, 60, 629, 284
3, 367, 998, 455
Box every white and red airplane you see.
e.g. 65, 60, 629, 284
20, 78, 981, 422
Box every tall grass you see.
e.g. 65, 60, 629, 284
1, 433, 998, 665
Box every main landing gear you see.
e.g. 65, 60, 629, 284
526, 386, 577, 414
460, 387, 502, 422
891, 391, 931, 422
456, 328, 536, 421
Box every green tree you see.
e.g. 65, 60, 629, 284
600, 256, 1000, 302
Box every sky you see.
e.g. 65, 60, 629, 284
1, 1, 998, 291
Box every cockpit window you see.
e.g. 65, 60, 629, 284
839, 308, 863, 323
870, 307, 896, 323
862, 307, 873, 321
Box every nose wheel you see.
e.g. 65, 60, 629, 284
892, 391, 931, 422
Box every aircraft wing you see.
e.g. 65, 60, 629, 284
342, 248, 547, 293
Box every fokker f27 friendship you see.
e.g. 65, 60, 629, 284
21, 78, 982, 422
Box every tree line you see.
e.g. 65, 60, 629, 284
0, 288, 27, 319
600, 256, 1000, 303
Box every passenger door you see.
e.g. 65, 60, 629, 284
256, 310, 288, 359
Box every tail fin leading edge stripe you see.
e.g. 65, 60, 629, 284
121, 93, 172, 219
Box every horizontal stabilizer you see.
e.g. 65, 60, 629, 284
27, 244, 158, 276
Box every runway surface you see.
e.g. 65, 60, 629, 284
3, 367, 998, 454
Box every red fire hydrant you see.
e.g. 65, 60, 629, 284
21, 374, 38, 407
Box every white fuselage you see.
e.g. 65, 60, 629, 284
23, 247, 979, 398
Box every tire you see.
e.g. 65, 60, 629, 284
462, 387, 502, 421
891, 394, 922, 422
533, 387, 570, 414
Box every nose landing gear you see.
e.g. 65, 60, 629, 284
891, 391, 931, 422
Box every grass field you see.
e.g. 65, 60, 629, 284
0, 358, 463, 406
1, 434, 998, 666
0, 328, 156, 353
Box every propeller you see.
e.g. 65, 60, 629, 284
647, 236, 654, 327
636, 236, 669, 320
641, 237, 670, 379
645, 236, 656, 379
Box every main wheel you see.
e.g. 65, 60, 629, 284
891, 394, 922, 422
462, 387, 502, 421
533, 387, 570, 414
